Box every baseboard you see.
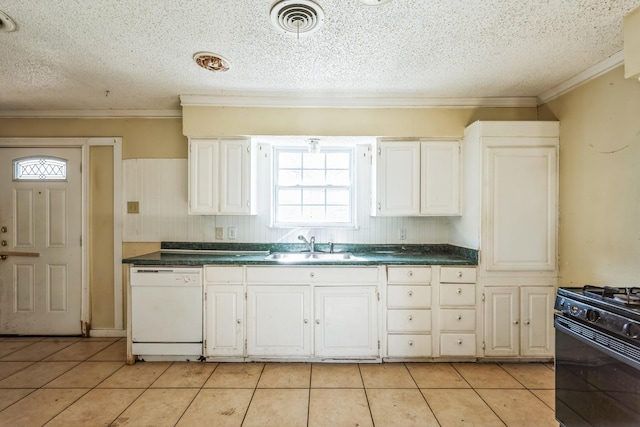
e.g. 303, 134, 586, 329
89, 329, 126, 338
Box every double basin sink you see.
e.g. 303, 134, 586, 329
264, 252, 361, 262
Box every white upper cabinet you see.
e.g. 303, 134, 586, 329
372, 140, 460, 216
421, 141, 460, 215
188, 138, 256, 215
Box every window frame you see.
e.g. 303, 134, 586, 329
272, 145, 357, 228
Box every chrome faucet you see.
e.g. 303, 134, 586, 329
298, 235, 315, 252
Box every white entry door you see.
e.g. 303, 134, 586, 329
0, 147, 82, 335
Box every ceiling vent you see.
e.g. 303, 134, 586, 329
270, 0, 324, 37
0, 10, 17, 32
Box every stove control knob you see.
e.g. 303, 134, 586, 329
623, 323, 640, 340
586, 310, 600, 323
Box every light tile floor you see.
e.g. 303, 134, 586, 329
0, 337, 558, 426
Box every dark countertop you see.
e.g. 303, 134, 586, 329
123, 243, 478, 266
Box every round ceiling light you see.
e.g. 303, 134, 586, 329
0, 10, 17, 32
270, 0, 324, 37
193, 52, 230, 73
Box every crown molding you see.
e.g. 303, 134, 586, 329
0, 109, 182, 119
537, 51, 624, 105
180, 94, 538, 109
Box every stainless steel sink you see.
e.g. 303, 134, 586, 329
265, 252, 361, 262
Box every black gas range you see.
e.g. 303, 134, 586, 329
554, 286, 640, 426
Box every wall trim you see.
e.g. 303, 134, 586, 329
180, 94, 538, 109
537, 51, 625, 105
0, 110, 182, 119
89, 329, 126, 338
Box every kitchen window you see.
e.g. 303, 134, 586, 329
273, 146, 355, 227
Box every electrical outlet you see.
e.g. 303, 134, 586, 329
228, 227, 237, 240
127, 201, 139, 214
399, 228, 407, 240
215, 227, 223, 240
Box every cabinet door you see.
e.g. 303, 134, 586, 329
484, 287, 519, 357
421, 141, 460, 215
375, 142, 420, 216
314, 286, 378, 358
484, 145, 557, 271
246, 285, 311, 357
205, 285, 244, 357
188, 139, 219, 214
219, 139, 253, 214
520, 286, 554, 357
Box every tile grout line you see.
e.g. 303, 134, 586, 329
357, 363, 377, 427
240, 362, 266, 426
404, 362, 443, 427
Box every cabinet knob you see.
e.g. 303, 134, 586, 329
378, 203, 381, 210
304, 319, 309, 324
457, 314, 462, 320
456, 288, 462, 294
0, 226, 6, 233
315, 319, 320, 324
407, 270, 413, 277
457, 339, 463, 345
408, 290, 413, 297
408, 340, 414, 346
236, 319, 241, 324
524, 320, 530, 325
1, 240, 6, 247
408, 315, 413, 321
457, 271, 463, 278
310, 272, 315, 278
513, 320, 519, 325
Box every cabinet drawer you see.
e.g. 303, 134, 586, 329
440, 333, 476, 356
387, 267, 431, 284
440, 267, 477, 283
246, 266, 312, 283
439, 284, 475, 306
204, 266, 244, 284
387, 309, 431, 332
387, 285, 431, 308
387, 334, 432, 357
439, 309, 476, 331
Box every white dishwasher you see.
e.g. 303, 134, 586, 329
131, 267, 203, 358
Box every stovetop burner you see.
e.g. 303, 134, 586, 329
582, 285, 640, 308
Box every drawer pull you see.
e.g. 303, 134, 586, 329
408, 315, 413, 321
513, 320, 519, 325
304, 319, 309, 324
310, 272, 315, 278
457, 314, 462, 320
408, 340, 414, 346
408, 290, 413, 297
316, 319, 320, 324
457, 339, 463, 345
456, 288, 462, 294
407, 270, 413, 277
237, 319, 241, 324
524, 320, 530, 325
457, 271, 463, 278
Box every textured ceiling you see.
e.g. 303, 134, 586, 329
0, 0, 638, 112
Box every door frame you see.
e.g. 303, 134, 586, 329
0, 137, 123, 335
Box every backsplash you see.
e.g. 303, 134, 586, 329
122, 158, 451, 244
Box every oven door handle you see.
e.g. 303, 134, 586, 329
555, 315, 640, 371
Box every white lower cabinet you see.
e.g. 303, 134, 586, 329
386, 267, 433, 358
314, 286, 378, 358
247, 285, 312, 357
484, 286, 554, 357
204, 266, 245, 357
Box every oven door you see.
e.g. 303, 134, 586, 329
555, 314, 640, 427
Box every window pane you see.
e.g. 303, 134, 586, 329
279, 206, 302, 222
278, 170, 301, 186
326, 152, 350, 169
302, 205, 325, 221
279, 152, 302, 168
278, 189, 301, 204
326, 170, 350, 185
303, 188, 326, 205
303, 153, 325, 169
302, 170, 325, 185
327, 189, 350, 205
14, 157, 67, 181
326, 206, 350, 221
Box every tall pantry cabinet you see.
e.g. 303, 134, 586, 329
451, 121, 559, 359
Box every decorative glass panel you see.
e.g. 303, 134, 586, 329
13, 157, 67, 181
